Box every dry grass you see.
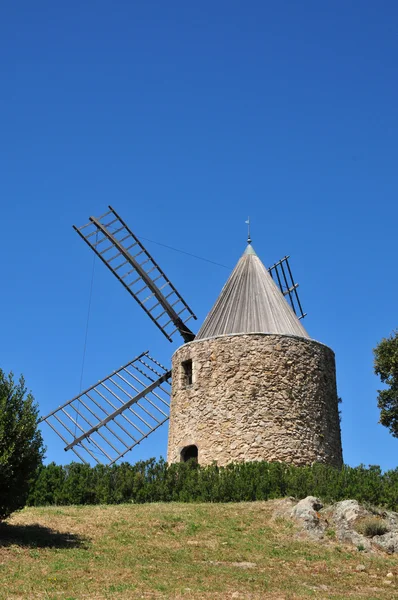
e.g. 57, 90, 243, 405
354, 517, 389, 538
0, 501, 397, 599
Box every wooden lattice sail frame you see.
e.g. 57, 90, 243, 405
40, 352, 171, 465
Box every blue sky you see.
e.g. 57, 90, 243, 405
1, 1, 397, 469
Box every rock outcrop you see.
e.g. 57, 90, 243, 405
285, 496, 398, 554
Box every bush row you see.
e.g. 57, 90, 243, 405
26, 459, 398, 509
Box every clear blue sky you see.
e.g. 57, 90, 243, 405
1, 1, 397, 469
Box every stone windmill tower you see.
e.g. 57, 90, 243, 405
167, 241, 343, 468
41, 207, 342, 468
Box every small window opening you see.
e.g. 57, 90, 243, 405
182, 359, 193, 387
180, 444, 198, 463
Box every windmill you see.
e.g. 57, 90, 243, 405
40, 206, 307, 466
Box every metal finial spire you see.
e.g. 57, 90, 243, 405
245, 217, 252, 244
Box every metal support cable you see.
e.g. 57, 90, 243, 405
75, 237, 97, 435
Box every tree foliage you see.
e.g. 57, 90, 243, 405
374, 329, 398, 437
0, 369, 45, 520
27, 458, 398, 511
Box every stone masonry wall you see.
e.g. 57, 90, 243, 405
167, 334, 343, 468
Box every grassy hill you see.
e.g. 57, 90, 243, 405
1, 502, 397, 599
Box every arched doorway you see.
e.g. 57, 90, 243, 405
180, 444, 198, 463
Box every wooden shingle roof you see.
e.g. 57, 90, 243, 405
195, 244, 309, 340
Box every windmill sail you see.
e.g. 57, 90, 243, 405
74, 206, 197, 343
39, 352, 172, 465
268, 255, 306, 320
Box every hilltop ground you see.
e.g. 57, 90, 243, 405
1, 501, 397, 600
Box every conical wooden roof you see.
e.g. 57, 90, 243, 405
195, 244, 309, 340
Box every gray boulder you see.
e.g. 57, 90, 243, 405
330, 499, 368, 524
290, 496, 325, 538
322, 499, 372, 549
372, 531, 398, 554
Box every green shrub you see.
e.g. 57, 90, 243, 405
357, 544, 365, 552
0, 369, 45, 520
27, 459, 398, 511
326, 529, 336, 539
